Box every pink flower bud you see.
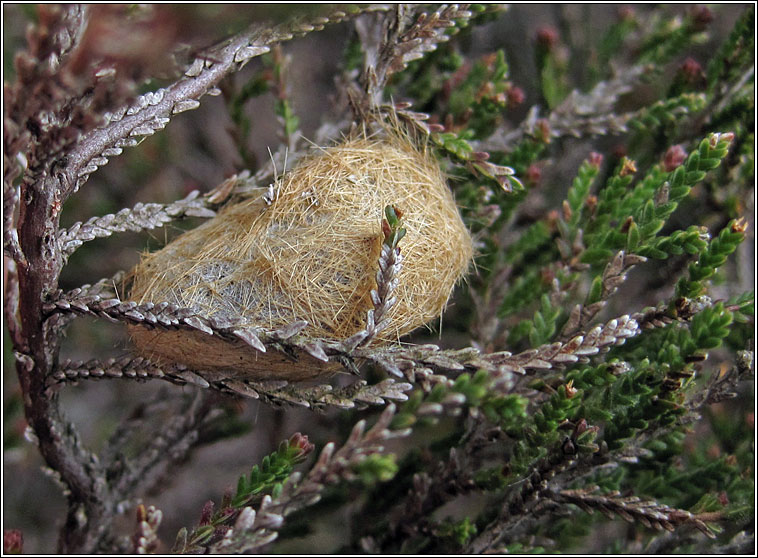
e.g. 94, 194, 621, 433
526, 164, 542, 186
536, 26, 558, 50
588, 152, 604, 168
536, 119, 551, 143
505, 85, 525, 107
617, 6, 635, 22
289, 432, 315, 457
690, 5, 713, 31
199, 500, 215, 525
574, 418, 589, 436
663, 145, 687, 172
679, 57, 703, 81
3, 530, 23, 554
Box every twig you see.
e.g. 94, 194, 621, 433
482, 64, 651, 151
561, 251, 647, 338
46, 282, 642, 394
61, 7, 371, 198
3, 5, 89, 267
688, 349, 754, 409
50, 356, 413, 410
58, 191, 216, 258
550, 486, 717, 538
353, 205, 406, 349
356, 4, 473, 111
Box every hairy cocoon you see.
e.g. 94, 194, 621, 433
128, 133, 473, 380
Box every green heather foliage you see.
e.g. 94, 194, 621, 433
3, 4, 754, 554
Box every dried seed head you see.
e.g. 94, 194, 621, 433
129, 132, 473, 380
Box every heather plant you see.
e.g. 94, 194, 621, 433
3, 4, 754, 554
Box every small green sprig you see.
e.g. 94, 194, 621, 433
635, 225, 709, 260
227, 65, 271, 168
382, 204, 406, 249
232, 433, 315, 508
630, 436, 752, 516
274, 97, 299, 140
686, 302, 735, 354
526, 293, 563, 348
726, 291, 755, 325
528, 381, 583, 447
585, 132, 735, 264
675, 218, 747, 299
504, 221, 552, 267
535, 26, 569, 109
628, 93, 707, 132
565, 156, 603, 228
175, 433, 315, 552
